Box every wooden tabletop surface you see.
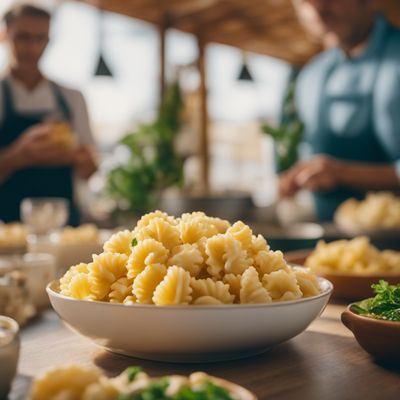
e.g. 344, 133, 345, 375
9, 302, 400, 400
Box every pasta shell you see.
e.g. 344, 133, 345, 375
152, 266, 192, 305
133, 264, 167, 304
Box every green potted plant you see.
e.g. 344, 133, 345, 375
106, 82, 184, 215
262, 73, 304, 173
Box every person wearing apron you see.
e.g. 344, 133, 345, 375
0, 79, 79, 224
0, 4, 97, 224
280, 0, 400, 221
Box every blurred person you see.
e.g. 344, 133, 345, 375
0, 3, 97, 224
280, 0, 400, 220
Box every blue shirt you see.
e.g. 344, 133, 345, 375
296, 16, 400, 221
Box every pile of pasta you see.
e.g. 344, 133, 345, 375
58, 224, 100, 244
335, 192, 400, 230
305, 237, 400, 275
0, 223, 27, 248
31, 365, 255, 400
59, 211, 321, 305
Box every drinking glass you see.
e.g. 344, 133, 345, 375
20, 198, 69, 235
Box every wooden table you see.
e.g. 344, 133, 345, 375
9, 303, 400, 400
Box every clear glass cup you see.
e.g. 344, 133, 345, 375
20, 198, 69, 235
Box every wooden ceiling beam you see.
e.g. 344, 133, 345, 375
76, 0, 321, 64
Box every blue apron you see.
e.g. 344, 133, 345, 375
309, 25, 390, 221
0, 79, 80, 225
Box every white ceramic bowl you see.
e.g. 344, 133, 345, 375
47, 278, 332, 363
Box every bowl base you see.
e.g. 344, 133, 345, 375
104, 346, 271, 363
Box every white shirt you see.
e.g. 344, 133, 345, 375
0, 76, 94, 145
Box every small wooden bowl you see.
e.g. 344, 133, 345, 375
341, 306, 400, 363
285, 249, 400, 300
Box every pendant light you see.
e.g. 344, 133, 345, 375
94, 10, 113, 77
237, 51, 254, 82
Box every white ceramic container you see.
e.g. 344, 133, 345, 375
0, 316, 20, 398
47, 278, 333, 363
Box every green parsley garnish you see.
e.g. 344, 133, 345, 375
126, 366, 142, 382
351, 280, 400, 321
175, 382, 233, 400
131, 238, 138, 247
116, 377, 233, 400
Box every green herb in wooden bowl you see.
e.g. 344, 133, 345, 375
350, 280, 400, 321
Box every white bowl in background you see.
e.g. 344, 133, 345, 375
28, 230, 112, 277
47, 278, 333, 363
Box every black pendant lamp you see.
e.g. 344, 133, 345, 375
237, 52, 254, 82
94, 10, 113, 77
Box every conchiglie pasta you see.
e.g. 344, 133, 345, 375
262, 270, 302, 301
207, 217, 230, 234
103, 230, 134, 256
123, 295, 137, 305
59, 262, 89, 296
305, 236, 400, 275
226, 221, 253, 250
58, 211, 322, 305
68, 272, 96, 301
136, 210, 177, 229
250, 234, 269, 256
127, 239, 168, 279
240, 267, 271, 304
190, 278, 234, 304
31, 365, 101, 400
179, 218, 218, 244
254, 249, 288, 276
292, 267, 320, 297
108, 277, 133, 303
205, 234, 252, 278
193, 296, 224, 305
88, 252, 128, 300
204, 234, 226, 278
152, 266, 192, 305
133, 264, 167, 304
335, 192, 400, 229
167, 244, 204, 277
223, 273, 242, 302
136, 217, 180, 250
223, 235, 253, 275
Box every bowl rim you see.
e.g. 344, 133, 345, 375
343, 303, 400, 328
0, 315, 19, 331
319, 271, 400, 278
46, 276, 333, 311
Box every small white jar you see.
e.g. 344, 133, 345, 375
0, 316, 20, 399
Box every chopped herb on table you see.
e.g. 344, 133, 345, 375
351, 280, 400, 321
126, 366, 142, 382
116, 378, 233, 400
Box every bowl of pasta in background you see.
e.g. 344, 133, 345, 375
285, 246, 400, 300
334, 192, 400, 250
0, 222, 27, 255
47, 277, 332, 363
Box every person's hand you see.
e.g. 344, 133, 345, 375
11, 122, 75, 168
279, 155, 343, 198
73, 145, 98, 180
